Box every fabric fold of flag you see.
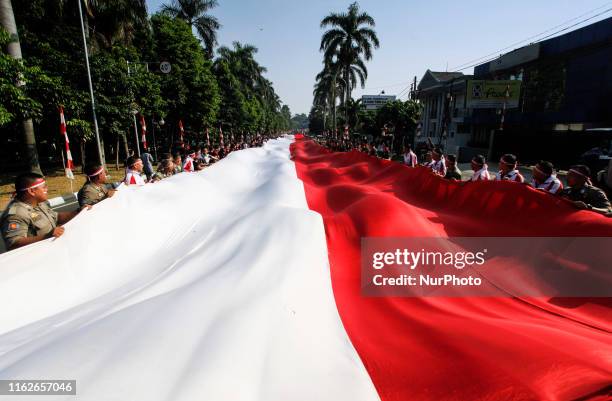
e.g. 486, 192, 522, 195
291, 137, 612, 401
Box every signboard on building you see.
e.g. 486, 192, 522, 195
466, 80, 521, 109
361, 95, 396, 110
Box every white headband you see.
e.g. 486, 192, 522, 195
18, 178, 46, 191
87, 167, 104, 177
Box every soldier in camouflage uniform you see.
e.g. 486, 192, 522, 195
1, 173, 85, 251
151, 159, 176, 182
561, 165, 612, 216
77, 164, 116, 208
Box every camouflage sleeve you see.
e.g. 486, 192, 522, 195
1, 214, 30, 248
78, 185, 98, 207
589, 188, 612, 210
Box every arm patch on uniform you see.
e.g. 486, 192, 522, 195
7, 222, 20, 231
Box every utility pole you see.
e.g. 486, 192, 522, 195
499, 84, 510, 131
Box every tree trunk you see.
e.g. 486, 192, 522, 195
345, 68, 350, 125
80, 140, 86, 174
121, 132, 129, 164
0, 0, 42, 174
115, 135, 120, 170
331, 80, 337, 133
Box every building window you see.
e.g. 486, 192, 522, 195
522, 62, 566, 112
429, 98, 437, 118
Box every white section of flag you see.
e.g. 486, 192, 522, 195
0, 137, 379, 401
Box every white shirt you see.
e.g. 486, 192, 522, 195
430, 159, 446, 176
125, 169, 146, 186
532, 175, 563, 194
183, 156, 194, 172
470, 165, 490, 181
495, 169, 524, 183
403, 151, 417, 167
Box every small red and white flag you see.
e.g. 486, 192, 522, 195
179, 120, 185, 146
140, 115, 147, 150
59, 106, 74, 179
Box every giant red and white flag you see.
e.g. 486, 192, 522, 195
0, 136, 610, 401
59, 106, 74, 179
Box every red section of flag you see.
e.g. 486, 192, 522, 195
140, 115, 147, 150
291, 138, 612, 401
59, 106, 74, 172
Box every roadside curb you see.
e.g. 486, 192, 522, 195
47, 193, 79, 208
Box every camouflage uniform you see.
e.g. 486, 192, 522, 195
0, 199, 58, 249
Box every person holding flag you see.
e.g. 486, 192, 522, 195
561, 165, 611, 215
495, 154, 524, 183
78, 164, 116, 208
182, 152, 195, 172
402, 144, 417, 167
469, 155, 491, 181
125, 156, 147, 185
429, 148, 446, 177
1, 174, 86, 250
531, 161, 563, 194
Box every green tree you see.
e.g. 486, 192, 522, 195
152, 14, 219, 140
376, 100, 421, 152
81, 0, 149, 50
319, 2, 379, 116
214, 41, 286, 134
213, 59, 247, 132
161, 0, 220, 58
291, 113, 309, 130
313, 61, 346, 131
0, 0, 41, 173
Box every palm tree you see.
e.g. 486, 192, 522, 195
341, 98, 362, 130
0, 0, 41, 173
86, 0, 148, 49
217, 42, 266, 92
319, 2, 379, 112
161, 0, 220, 58
313, 62, 346, 132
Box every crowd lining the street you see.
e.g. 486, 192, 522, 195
2, 132, 611, 252
321, 135, 612, 218
0, 133, 274, 251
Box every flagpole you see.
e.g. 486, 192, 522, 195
59, 147, 72, 193
77, 0, 105, 167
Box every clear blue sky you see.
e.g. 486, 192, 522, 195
146, 0, 612, 115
